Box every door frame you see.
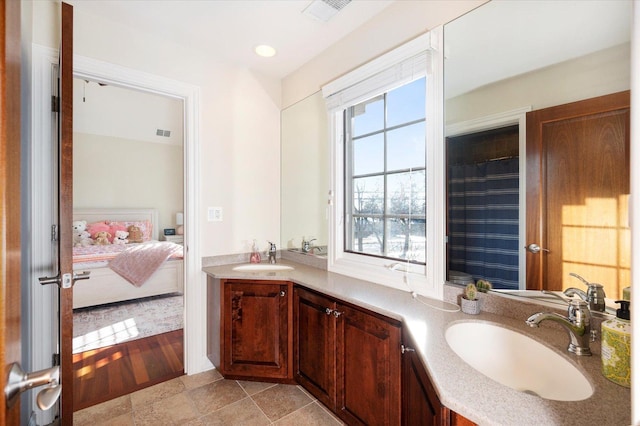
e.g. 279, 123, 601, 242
445, 106, 530, 288
30, 46, 208, 381
28, 44, 60, 425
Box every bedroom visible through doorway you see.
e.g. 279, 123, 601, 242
71, 79, 186, 407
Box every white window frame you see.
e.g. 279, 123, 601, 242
323, 28, 445, 299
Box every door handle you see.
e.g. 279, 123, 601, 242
5, 363, 61, 410
525, 243, 550, 254
39, 271, 90, 288
74, 271, 91, 282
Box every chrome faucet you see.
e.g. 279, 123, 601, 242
525, 299, 592, 356
268, 241, 277, 264
302, 238, 316, 253
563, 272, 606, 312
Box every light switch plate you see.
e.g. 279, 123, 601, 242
208, 206, 223, 222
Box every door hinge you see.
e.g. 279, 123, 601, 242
51, 224, 58, 242
51, 95, 59, 113
52, 353, 60, 366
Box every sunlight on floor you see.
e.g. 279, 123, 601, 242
73, 318, 139, 353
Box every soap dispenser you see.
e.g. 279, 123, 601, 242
601, 300, 631, 387
249, 240, 261, 264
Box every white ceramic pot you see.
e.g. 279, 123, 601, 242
461, 297, 481, 315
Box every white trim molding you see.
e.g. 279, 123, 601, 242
445, 106, 531, 288
73, 55, 207, 374
323, 28, 445, 299
30, 43, 60, 426
31, 45, 209, 377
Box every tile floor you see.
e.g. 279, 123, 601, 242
74, 369, 345, 425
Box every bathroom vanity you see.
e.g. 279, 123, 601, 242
204, 260, 630, 425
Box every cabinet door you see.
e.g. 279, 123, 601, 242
294, 287, 337, 410
222, 280, 291, 380
401, 329, 443, 426
336, 304, 401, 426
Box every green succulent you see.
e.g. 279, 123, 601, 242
476, 279, 493, 293
464, 283, 478, 301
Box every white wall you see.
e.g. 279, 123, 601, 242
446, 43, 631, 124
73, 133, 184, 233
31, 0, 282, 256
281, 0, 486, 108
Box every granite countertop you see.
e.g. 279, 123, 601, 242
202, 260, 630, 426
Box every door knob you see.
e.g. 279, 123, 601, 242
36, 384, 61, 411
525, 243, 549, 254
5, 363, 60, 409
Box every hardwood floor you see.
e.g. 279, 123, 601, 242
73, 329, 184, 411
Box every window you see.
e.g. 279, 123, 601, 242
345, 78, 427, 264
322, 30, 445, 297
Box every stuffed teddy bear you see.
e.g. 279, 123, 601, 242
72, 220, 93, 247
127, 225, 143, 243
94, 231, 112, 245
74, 230, 93, 247
113, 230, 129, 245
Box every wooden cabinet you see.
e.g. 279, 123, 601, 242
401, 328, 476, 426
294, 287, 336, 409
214, 281, 476, 425
294, 286, 402, 425
220, 279, 293, 382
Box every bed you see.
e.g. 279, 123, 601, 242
72, 208, 184, 309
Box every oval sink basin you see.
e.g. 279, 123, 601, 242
232, 264, 294, 272
445, 322, 593, 401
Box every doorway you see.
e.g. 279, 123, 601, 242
446, 125, 520, 290
31, 46, 203, 419
71, 79, 186, 409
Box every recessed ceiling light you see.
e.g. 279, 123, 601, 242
255, 45, 277, 58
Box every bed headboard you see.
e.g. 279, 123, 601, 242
73, 208, 160, 240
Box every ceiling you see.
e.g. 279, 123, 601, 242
68, 0, 395, 80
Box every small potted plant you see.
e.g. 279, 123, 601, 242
461, 283, 481, 314
475, 279, 493, 293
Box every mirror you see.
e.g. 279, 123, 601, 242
444, 1, 631, 304
281, 91, 329, 254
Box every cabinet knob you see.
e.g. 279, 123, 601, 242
401, 344, 415, 354
333, 310, 343, 318
325, 307, 334, 315
279, 290, 286, 297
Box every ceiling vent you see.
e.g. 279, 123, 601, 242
303, 0, 352, 22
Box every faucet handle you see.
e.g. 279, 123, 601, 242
569, 272, 606, 311
567, 299, 590, 325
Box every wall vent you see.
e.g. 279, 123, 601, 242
303, 0, 352, 22
156, 129, 171, 137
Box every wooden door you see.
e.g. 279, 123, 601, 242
0, 0, 22, 423
526, 91, 630, 299
59, 3, 74, 423
336, 304, 401, 426
222, 280, 292, 380
294, 287, 337, 410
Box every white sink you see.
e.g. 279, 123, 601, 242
445, 322, 593, 401
232, 264, 294, 272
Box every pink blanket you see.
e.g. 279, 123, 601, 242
109, 241, 183, 286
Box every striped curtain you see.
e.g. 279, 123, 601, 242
448, 158, 519, 289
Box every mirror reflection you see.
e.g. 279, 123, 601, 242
281, 92, 329, 254
444, 0, 631, 303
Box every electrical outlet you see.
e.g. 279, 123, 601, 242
208, 207, 223, 222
